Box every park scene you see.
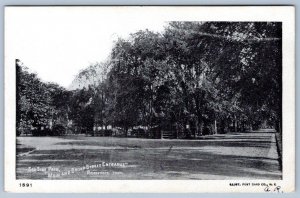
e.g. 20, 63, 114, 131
16, 22, 282, 179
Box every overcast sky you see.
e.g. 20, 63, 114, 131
6, 7, 167, 88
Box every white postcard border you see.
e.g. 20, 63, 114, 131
4, 6, 295, 193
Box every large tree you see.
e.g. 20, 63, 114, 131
16, 59, 70, 136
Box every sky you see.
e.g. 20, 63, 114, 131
6, 7, 167, 88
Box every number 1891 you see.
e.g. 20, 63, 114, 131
19, 183, 32, 187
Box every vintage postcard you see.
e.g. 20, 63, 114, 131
4, 6, 295, 193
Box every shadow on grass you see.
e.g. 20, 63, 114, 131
54, 139, 273, 149
16, 146, 281, 180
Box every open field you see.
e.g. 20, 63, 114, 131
16, 130, 281, 180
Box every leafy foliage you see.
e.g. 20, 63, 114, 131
16, 22, 282, 137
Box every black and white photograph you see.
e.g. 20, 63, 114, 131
4, 6, 295, 192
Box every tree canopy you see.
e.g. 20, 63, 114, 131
16, 22, 282, 137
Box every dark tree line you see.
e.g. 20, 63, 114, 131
16, 60, 71, 136
16, 22, 282, 138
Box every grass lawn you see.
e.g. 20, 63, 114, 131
16, 131, 281, 180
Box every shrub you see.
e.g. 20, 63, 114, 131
51, 124, 66, 136
131, 128, 146, 138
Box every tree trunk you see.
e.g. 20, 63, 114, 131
175, 122, 179, 139
197, 117, 203, 136
234, 115, 237, 132
214, 119, 218, 134
193, 121, 197, 138
195, 119, 199, 137
124, 127, 128, 137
